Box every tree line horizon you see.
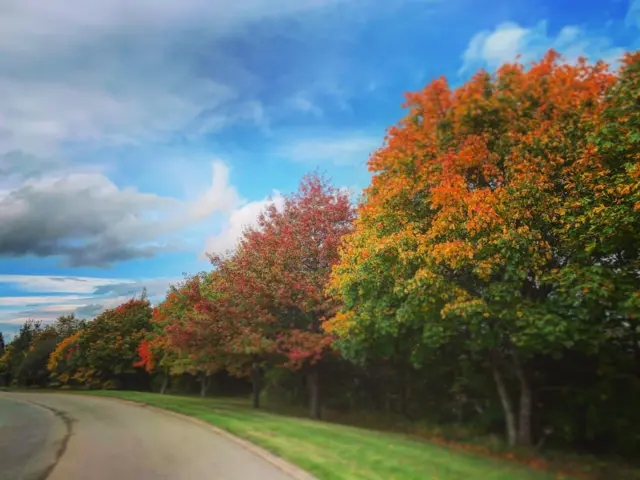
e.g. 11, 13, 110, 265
1, 49, 639, 460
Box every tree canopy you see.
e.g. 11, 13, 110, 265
327, 50, 640, 446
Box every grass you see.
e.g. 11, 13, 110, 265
60, 389, 565, 480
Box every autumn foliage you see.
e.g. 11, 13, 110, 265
2, 49, 637, 462
328, 50, 640, 447
230, 174, 354, 366
49, 297, 152, 388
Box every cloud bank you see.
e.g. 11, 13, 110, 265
460, 20, 625, 74
0, 0, 354, 156
0, 161, 240, 266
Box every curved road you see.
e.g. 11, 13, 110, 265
0, 393, 298, 480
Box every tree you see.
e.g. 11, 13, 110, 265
204, 257, 281, 408
53, 313, 86, 340
0, 320, 44, 386
230, 173, 355, 418
49, 296, 152, 388
328, 50, 638, 446
138, 274, 224, 396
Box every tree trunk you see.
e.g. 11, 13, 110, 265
251, 361, 261, 409
400, 367, 408, 416
512, 350, 533, 447
160, 371, 169, 395
200, 372, 209, 398
492, 358, 517, 447
307, 368, 321, 420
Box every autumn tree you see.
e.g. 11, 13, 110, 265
135, 328, 173, 394
328, 50, 639, 446
139, 273, 229, 397
229, 174, 355, 418
203, 255, 283, 408
49, 296, 152, 388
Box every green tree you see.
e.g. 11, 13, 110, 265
53, 313, 86, 340
328, 50, 639, 447
0, 320, 44, 386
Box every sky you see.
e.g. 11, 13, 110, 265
1, 0, 639, 340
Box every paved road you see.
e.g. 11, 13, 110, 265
0, 395, 66, 480
0, 393, 297, 480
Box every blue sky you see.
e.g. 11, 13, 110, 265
1, 0, 639, 340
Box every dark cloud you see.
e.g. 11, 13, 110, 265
62, 241, 162, 268
0, 160, 239, 267
0, 172, 178, 267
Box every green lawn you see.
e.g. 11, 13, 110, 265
71, 390, 561, 480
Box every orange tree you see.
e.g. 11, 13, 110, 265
48, 329, 86, 386
328, 50, 639, 446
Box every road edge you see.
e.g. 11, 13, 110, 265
70, 393, 318, 480
0, 393, 72, 480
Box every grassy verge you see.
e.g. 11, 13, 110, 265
61, 389, 564, 480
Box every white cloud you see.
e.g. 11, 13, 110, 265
0, 0, 351, 156
0, 75, 236, 156
0, 276, 178, 329
189, 162, 241, 220
461, 22, 528, 72
460, 21, 625, 74
0, 296, 86, 307
203, 193, 285, 257
0, 0, 349, 53
0, 275, 131, 294
280, 134, 380, 166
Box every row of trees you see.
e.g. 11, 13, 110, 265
0, 314, 86, 387
134, 175, 355, 418
1, 50, 638, 458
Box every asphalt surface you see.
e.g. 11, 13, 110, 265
0, 395, 66, 480
0, 393, 297, 480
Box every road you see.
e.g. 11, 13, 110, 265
0, 393, 298, 480
0, 395, 66, 480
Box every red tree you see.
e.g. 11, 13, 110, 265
227, 173, 355, 418
204, 256, 277, 408
142, 274, 226, 396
